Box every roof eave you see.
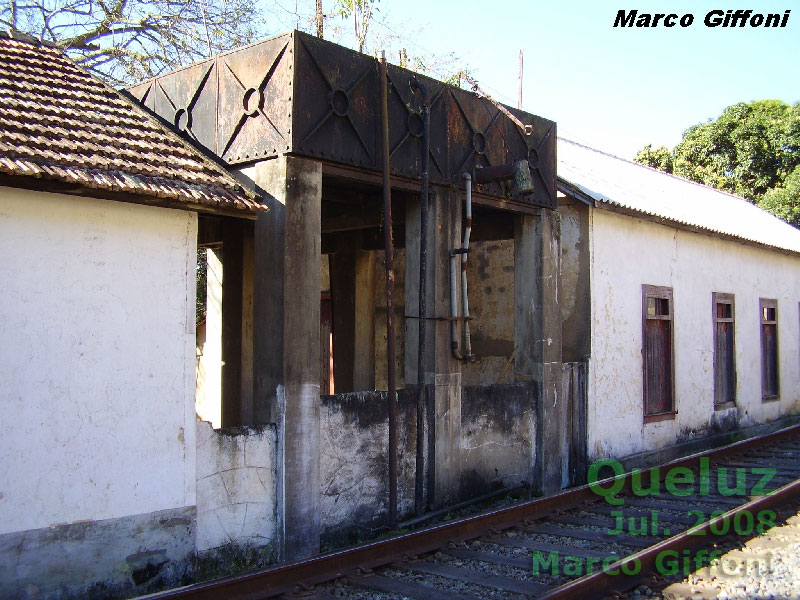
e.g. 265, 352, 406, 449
591, 198, 800, 259
0, 173, 264, 220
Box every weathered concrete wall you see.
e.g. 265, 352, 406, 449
319, 389, 419, 547
374, 249, 406, 390
195, 420, 277, 555
559, 202, 591, 362
460, 382, 537, 498
462, 240, 516, 386
0, 187, 197, 531
319, 382, 538, 547
0, 507, 195, 600
589, 208, 800, 460
0, 187, 198, 597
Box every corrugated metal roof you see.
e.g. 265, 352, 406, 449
0, 31, 266, 216
557, 137, 800, 255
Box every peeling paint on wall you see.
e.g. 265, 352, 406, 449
463, 240, 515, 386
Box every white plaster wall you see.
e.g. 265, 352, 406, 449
588, 208, 800, 459
0, 187, 197, 534
196, 248, 223, 428
195, 420, 276, 552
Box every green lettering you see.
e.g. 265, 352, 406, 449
532, 551, 559, 576
750, 468, 776, 496
665, 467, 694, 496
564, 555, 583, 576
588, 459, 625, 506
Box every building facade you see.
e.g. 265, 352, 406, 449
558, 138, 800, 464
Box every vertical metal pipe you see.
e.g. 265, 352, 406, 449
517, 50, 523, 110
462, 173, 473, 359
449, 251, 463, 359
415, 87, 430, 516
380, 51, 398, 527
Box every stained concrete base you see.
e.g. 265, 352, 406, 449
617, 414, 800, 472
0, 506, 195, 600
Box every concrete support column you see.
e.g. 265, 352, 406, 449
239, 155, 322, 561
404, 194, 435, 386
220, 218, 254, 428
405, 186, 462, 508
331, 233, 376, 392
514, 209, 564, 496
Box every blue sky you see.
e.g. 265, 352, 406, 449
267, 1, 799, 159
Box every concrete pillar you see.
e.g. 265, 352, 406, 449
405, 194, 435, 386
405, 187, 462, 508
331, 233, 376, 392
514, 209, 564, 495
237, 155, 322, 561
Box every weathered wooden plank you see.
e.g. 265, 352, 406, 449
445, 547, 531, 570
522, 523, 655, 549
350, 573, 480, 600
489, 537, 615, 561
401, 560, 550, 596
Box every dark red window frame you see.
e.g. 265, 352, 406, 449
642, 285, 675, 423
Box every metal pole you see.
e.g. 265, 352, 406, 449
415, 79, 430, 517
517, 50, 523, 110
461, 173, 473, 359
380, 51, 398, 527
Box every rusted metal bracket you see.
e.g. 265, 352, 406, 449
460, 72, 533, 136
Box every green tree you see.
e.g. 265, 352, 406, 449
635, 101, 800, 203
757, 166, 800, 227
634, 144, 673, 173
1, 0, 262, 86
673, 100, 800, 201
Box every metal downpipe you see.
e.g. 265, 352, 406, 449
461, 173, 474, 360
449, 251, 463, 360
414, 77, 430, 517
380, 51, 398, 527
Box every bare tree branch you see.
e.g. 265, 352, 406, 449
2, 0, 263, 86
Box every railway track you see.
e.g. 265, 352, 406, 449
150, 424, 800, 600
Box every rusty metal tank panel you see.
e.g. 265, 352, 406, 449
128, 30, 556, 210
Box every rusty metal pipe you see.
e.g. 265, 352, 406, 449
449, 250, 464, 360
413, 77, 430, 517
380, 51, 398, 528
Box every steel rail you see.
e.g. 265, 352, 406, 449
144, 423, 800, 599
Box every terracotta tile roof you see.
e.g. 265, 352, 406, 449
0, 30, 265, 217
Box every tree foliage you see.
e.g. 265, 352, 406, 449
1, 0, 262, 86
333, 0, 377, 53
634, 144, 673, 173
757, 165, 800, 228
634, 100, 800, 226
673, 101, 800, 201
